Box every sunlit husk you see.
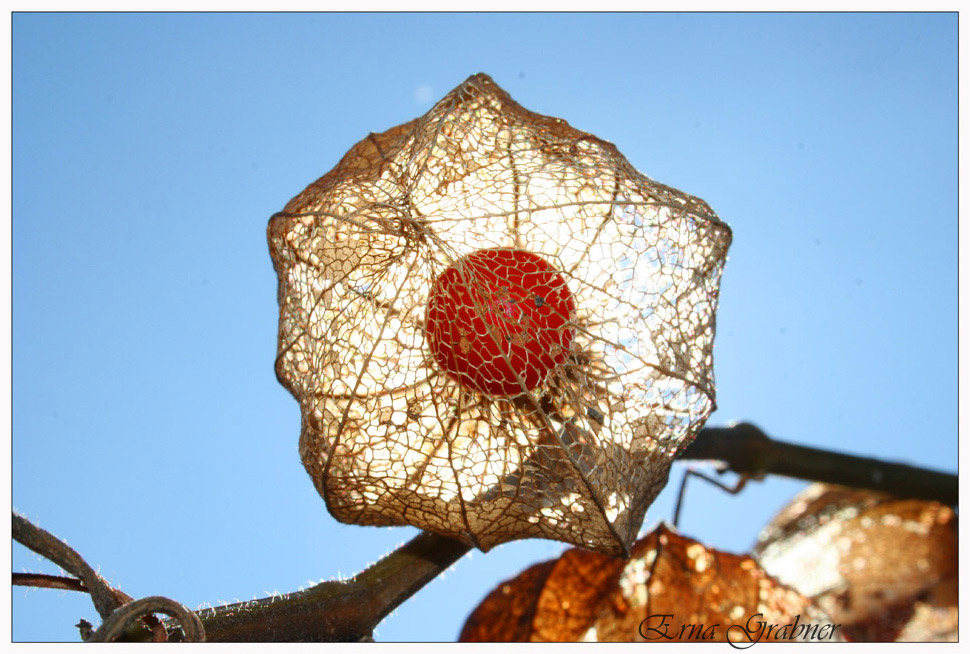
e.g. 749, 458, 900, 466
269, 74, 731, 554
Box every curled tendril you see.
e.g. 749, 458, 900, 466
88, 595, 205, 642
12, 512, 185, 642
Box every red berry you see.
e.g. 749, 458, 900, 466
425, 248, 576, 396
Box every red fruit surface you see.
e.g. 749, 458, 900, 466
425, 248, 576, 397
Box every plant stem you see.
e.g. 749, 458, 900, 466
11, 513, 121, 620
195, 530, 471, 641
679, 422, 957, 505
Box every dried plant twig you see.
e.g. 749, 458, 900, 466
12, 512, 120, 620
193, 529, 470, 641
679, 422, 957, 506
13, 572, 88, 593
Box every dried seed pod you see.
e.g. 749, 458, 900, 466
461, 524, 839, 643
753, 483, 958, 642
268, 73, 731, 555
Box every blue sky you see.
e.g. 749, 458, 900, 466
12, 12, 956, 642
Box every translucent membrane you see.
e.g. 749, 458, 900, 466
268, 73, 732, 555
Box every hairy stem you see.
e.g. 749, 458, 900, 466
194, 530, 471, 641
12, 513, 121, 620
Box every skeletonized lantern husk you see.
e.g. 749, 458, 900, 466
461, 524, 840, 642
753, 483, 958, 642
268, 73, 732, 556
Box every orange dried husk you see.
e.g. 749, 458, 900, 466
461, 524, 840, 642
268, 73, 731, 555
753, 483, 958, 642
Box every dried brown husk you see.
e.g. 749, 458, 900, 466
753, 483, 958, 641
269, 73, 731, 555
461, 524, 839, 643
